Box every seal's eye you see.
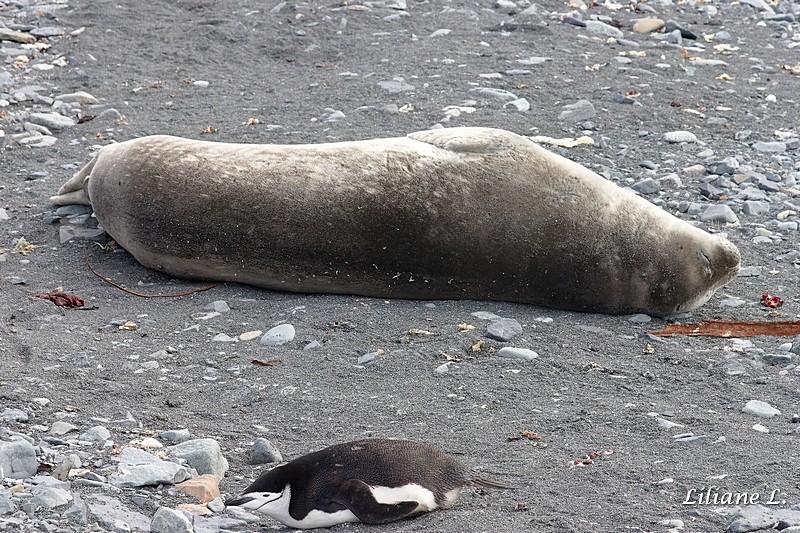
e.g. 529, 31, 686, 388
697, 250, 712, 278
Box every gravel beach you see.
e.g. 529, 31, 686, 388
1, 0, 799, 532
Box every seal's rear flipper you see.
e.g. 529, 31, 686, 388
49, 153, 98, 206
336, 479, 420, 524
407, 127, 525, 154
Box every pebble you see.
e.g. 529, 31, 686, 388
168, 438, 229, 480
151, 506, 193, 533
700, 204, 739, 224
486, 318, 523, 341
742, 399, 781, 418
559, 99, 596, 122
496, 347, 539, 361
158, 429, 192, 444
584, 20, 623, 38
260, 324, 296, 346
633, 18, 665, 33
175, 475, 221, 503
752, 141, 786, 153
27, 111, 76, 130
249, 438, 283, 464
108, 447, 193, 488
628, 314, 652, 323
662, 131, 698, 143
472, 311, 502, 320
0, 439, 38, 479
204, 300, 230, 313
631, 178, 660, 194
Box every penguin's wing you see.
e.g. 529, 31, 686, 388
332, 479, 420, 525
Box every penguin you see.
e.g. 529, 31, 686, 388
225, 438, 512, 529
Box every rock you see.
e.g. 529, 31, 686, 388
559, 99, 596, 122
151, 506, 193, 533
0, 28, 36, 44
107, 447, 193, 487
497, 347, 538, 361
260, 324, 295, 346
742, 201, 770, 216
30, 487, 72, 509
504, 98, 530, 112
377, 79, 415, 93
631, 178, 660, 194
486, 318, 523, 341
204, 300, 230, 312
471, 87, 519, 102
249, 438, 283, 464
87, 494, 151, 531
700, 205, 739, 224
158, 429, 191, 444
168, 438, 229, 480
628, 314, 652, 323
50, 421, 78, 435
472, 311, 502, 320
738, 266, 760, 277
0, 439, 38, 479
54, 91, 98, 104
633, 18, 665, 33
176, 474, 221, 503
27, 112, 76, 130
0, 488, 16, 515
79, 425, 112, 444
742, 399, 781, 418
584, 20, 623, 38
752, 141, 786, 153
663, 131, 698, 143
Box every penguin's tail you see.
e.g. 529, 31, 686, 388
469, 477, 516, 490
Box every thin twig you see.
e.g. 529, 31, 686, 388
84, 246, 217, 298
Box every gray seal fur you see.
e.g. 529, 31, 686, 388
51, 127, 740, 316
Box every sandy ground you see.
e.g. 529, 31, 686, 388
2, 0, 799, 532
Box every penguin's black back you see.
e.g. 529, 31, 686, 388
244, 439, 467, 505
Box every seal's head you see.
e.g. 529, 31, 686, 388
669, 233, 740, 314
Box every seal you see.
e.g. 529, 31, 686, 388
224, 439, 511, 529
50, 127, 740, 316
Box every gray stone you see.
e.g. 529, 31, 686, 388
260, 324, 295, 346
752, 141, 786, 153
700, 204, 739, 224
761, 353, 791, 366
30, 487, 72, 509
742, 201, 770, 216
107, 447, 192, 487
628, 314, 652, 323
377, 79, 415, 93
672, 435, 707, 444
0, 439, 38, 479
486, 318, 523, 341
50, 421, 78, 436
0, 408, 28, 422
167, 438, 229, 480
471, 87, 519, 102
87, 494, 150, 531
472, 311, 502, 320
738, 0, 776, 13
54, 91, 98, 104
631, 178, 660, 194
663, 131, 698, 143
728, 505, 782, 533
79, 425, 112, 444
64, 493, 88, 524
742, 399, 781, 418
357, 352, 377, 365
496, 347, 538, 361
212, 333, 238, 343
738, 266, 761, 277
151, 507, 193, 533
0, 488, 15, 515
559, 99, 596, 122
204, 300, 230, 313
249, 438, 283, 464
27, 112, 76, 130
158, 429, 191, 444
584, 20, 623, 38
303, 340, 322, 350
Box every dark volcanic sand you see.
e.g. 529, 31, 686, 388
1, 0, 799, 532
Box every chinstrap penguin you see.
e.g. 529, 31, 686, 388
225, 438, 511, 529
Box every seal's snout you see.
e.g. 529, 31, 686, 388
708, 235, 741, 284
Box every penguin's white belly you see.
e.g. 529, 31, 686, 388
371, 483, 438, 512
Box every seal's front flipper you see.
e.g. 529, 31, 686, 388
335, 479, 420, 525
407, 127, 526, 154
